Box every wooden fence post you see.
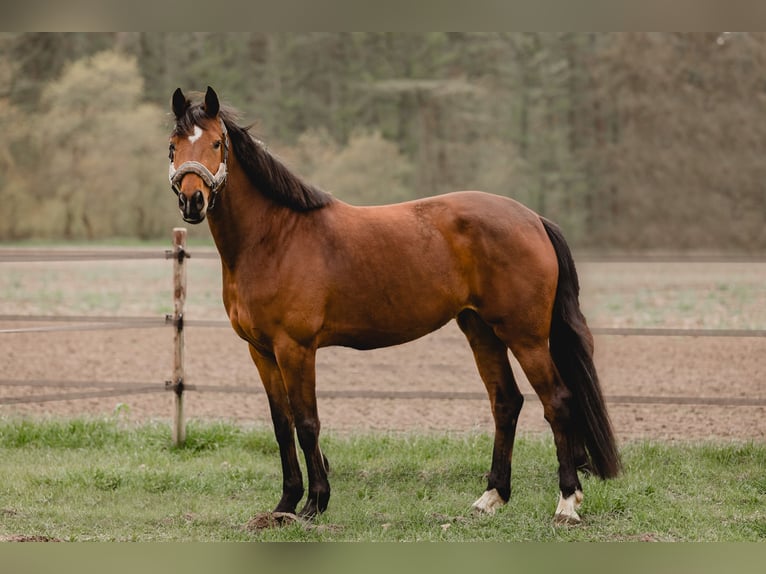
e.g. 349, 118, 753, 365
171, 227, 187, 447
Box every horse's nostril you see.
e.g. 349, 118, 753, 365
193, 190, 205, 211
178, 194, 186, 209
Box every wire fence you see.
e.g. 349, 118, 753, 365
2, 247, 765, 264
2, 314, 765, 338
2, 380, 765, 408
0, 247, 219, 262
1, 245, 764, 410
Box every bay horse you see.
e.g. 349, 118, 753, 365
168, 87, 620, 525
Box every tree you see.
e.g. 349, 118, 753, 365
2, 33, 764, 250
586, 33, 766, 249
2, 33, 114, 110
33, 50, 172, 239
274, 127, 413, 206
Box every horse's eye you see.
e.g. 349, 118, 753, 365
213, 140, 222, 150
168, 143, 175, 161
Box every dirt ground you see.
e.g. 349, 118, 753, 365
2, 321, 764, 442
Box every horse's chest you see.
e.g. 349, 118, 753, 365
222, 278, 276, 348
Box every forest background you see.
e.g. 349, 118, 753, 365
0, 32, 764, 251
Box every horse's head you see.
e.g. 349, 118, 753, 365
168, 86, 229, 223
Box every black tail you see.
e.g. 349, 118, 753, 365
541, 218, 621, 479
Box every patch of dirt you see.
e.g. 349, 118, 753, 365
0, 535, 63, 542
245, 512, 299, 531
1, 322, 764, 442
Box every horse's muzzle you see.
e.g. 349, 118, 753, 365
178, 189, 206, 223
169, 157, 226, 222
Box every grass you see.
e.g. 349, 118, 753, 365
0, 418, 764, 542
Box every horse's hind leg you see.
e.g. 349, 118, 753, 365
509, 340, 583, 524
457, 310, 524, 515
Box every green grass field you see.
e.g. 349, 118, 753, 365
0, 418, 763, 542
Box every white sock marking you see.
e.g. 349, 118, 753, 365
471, 488, 506, 515
188, 125, 203, 144
554, 490, 584, 524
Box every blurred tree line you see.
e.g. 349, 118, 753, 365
0, 32, 764, 250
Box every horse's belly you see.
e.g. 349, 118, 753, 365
320, 291, 460, 350
323, 319, 453, 350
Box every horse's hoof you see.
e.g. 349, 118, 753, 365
298, 497, 328, 520
471, 488, 506, 516
553, 490, 583, 526
246, 511, 299, 531
298, 507, 317, 521
553, 511, 582, 526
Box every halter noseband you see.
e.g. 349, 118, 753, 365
168, 119, 229, 211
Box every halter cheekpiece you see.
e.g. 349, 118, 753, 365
168, 118, 229, 211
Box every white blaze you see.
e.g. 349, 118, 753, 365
188, 125, 203, 145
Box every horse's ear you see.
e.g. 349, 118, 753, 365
204, 86, 220, 118
172, 88, 190, 119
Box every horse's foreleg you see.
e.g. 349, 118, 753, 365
457, 310, 524, 515
249, 345, 304, 514
274, 339, 330, 519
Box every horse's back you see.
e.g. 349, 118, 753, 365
422, 190, 550, 253
315, 190, 558, 348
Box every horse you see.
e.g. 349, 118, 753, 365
168, 86, 621, 525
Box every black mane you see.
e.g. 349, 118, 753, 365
173, 100, 334, 212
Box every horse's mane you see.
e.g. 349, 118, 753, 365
173, 100, 334, 212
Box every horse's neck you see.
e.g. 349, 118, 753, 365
206, 166, 288, 272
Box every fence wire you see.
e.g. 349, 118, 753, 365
3, 247, 765, 264
0, 315, 169, 334
590, 327, 766, 338
187, 385, 766, 407
0, 386, 165, 405
2, 247, 764, 409
0, 248, 218, 262
1, 380, 764, 407
2, 314, 765, 337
